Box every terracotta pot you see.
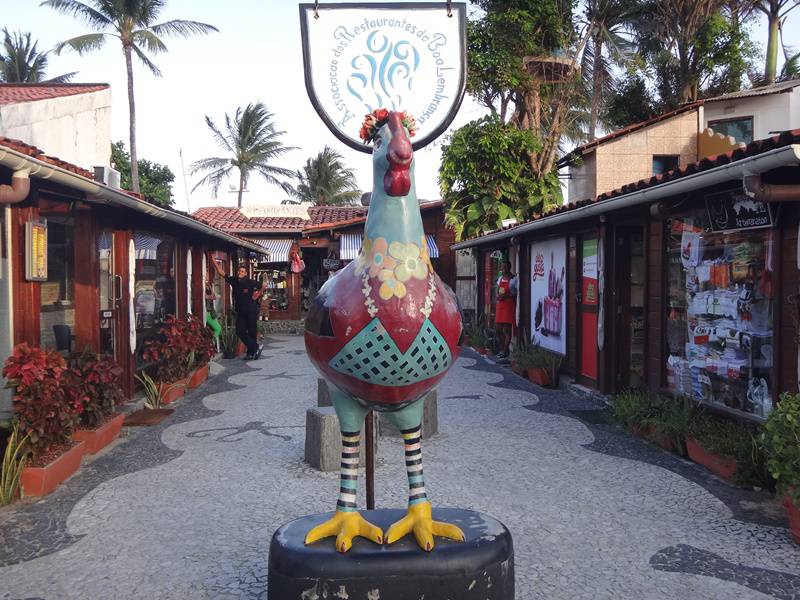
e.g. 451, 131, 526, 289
526, 367, 550, 386
480, 347, 490, 356
159, 379, 187, 405
511, 362, 525, 376
783, 495, 800, 544
237, 342, 247, 356
20, 441, 85, 497
632, 424, 676, 453
686, 436, 738, 482
473, 346, 485, 355
73, 413, 125, 455
187, 364, 210, 389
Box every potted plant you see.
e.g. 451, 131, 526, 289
0, 420, 30, 506
614, 392, 694, 455
184, 316, 216, 388
469, 325, 490, 355
69, 350, 126, 455
686, 413, 766, 485
760, 392, 800, 544
142, 315, 192, 402
220, 315, 240, 359
517, 344, 561, 387
2, 344, 85, 497
135, 370, 175, 410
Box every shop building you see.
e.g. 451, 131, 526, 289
454, 129, 800, 423
0, 136, 264, 417
193, 200, 455, 324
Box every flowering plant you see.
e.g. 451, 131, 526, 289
359, 109, 418, 143
2, 344, 82, 457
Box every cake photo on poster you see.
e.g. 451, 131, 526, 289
530, 238, 566, 355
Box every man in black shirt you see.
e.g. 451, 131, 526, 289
210, 256, 267, 359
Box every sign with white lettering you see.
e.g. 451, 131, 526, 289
705, 189, 775, 232
300, 2, 466, 153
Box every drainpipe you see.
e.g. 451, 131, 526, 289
0, 170, 30, 204
742, 174, 800, 202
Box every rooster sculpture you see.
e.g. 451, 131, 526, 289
304, 110, 464, 553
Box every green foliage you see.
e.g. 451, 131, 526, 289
602, 70, 658, 130
0, 420, 29, 506
219, 314, 240, 358
67, 349, 125, 428
613, 391, 695, 455
111, 142, 175, 207
135, 370, 165, 410
689, 413, 770, 487
439, 116, 561, 240
464, 322, 491, 348
287, 146, 360, 206
760, 392, 800, 504
191, 103, 296, 208
0, 28, 75, 83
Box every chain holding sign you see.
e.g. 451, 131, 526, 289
299, 2, 467, 152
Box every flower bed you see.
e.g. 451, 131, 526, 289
19, 440, 85, 497
686, 436, 738, 482
73, 413, 125, 455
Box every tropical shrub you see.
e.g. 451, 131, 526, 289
2, 344, 82, 457
689, 413, 770, 488
183, 315, 216, 367
760, 392, 800, 504
142, 315, 194, 383
67, 350, 125, 428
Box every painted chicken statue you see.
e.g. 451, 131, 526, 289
304, 110, 464, 553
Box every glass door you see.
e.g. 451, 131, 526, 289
98, 229, 118, 358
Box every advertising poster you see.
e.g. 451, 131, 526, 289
580, 238, 598, 379
530, 238, 567, 355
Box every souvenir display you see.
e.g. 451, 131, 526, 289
666, 212, 774, 417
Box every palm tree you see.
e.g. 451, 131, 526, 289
749, 1, 800, 84
582, 0, 636, 139
42, 0, 218, 193
0, 29, 76, 83
287, 147, 361, 206
191, 103, 296, 208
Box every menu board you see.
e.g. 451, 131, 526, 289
25, 220, 47, 281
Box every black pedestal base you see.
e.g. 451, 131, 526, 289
268, 508, 514, 600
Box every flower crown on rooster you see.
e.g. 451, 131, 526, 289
358, 108, 418, 144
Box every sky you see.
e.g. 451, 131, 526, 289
4, 0, 800, 213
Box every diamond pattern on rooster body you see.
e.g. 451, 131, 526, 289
304, 111, 464, 552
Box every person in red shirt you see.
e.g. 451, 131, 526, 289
495, 261, 518, 359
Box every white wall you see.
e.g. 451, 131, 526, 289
0, 89, 112, 170
567, 153, 597, 203
703, 91, 796, 141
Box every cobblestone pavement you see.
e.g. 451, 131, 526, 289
1, 335, 799, 599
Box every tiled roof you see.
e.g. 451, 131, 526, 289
0, 83, 109, 105
702, 79, 800, 103
192, 205, 369, 232
462, 129, 800, 244
0, 136, 95, 178
303, 200, 445, 233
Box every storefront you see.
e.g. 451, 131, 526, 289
0, 137, 264, 398
453, 130, 800, 422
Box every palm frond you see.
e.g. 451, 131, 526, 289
132, 29, 168, 54
41, 0, 114, 29
53, 32, 109, 55
131, 43, 162, 77
191, 165, 233, 195
43, 71, 78, 82
150, 19, 219, 38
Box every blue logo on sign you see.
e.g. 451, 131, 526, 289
347, 31, 420, 111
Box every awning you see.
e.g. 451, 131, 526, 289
252, 238, 293, 262
426, 234, 440, 259
134, 232, 161, 260
340, 232, 363, 260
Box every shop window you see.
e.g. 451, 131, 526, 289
260, 267, 290, 312
666, 209, 774, 418
653, 155, 680, 176
134, 232, 176, 366
709, 117, 754, 145
39, 216, 75, 351
0, 208, 12, 418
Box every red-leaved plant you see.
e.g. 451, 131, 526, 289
183, 315, 216, 367
2, 344, 82, 458
67, 350, 125, 428
142, 315, 194, 383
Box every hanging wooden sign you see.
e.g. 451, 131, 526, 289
299, 2, 467, 152
705, 189, 775, 232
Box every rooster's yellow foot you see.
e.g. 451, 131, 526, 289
385, 501, 465, 551
304, 510, 383, 553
